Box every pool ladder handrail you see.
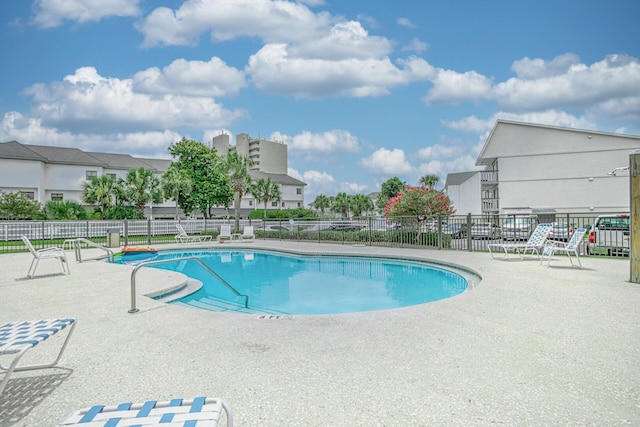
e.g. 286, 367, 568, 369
65, 238, 115, 263
129, 256, 249, 313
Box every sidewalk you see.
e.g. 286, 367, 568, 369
1, 241, 639, 426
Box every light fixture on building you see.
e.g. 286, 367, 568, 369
608, 166, 629, 176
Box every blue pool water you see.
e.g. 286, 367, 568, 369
117, 249, 469, 315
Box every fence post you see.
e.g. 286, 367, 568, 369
437, 213, 443, 250
630, 152, 640, 283
467, 213, 472, 252
147, 218, 152, 245
124, 219, 129, 247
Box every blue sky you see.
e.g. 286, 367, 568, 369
1, 0, 639, 205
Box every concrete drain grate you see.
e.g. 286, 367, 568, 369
256, 314, 294, 320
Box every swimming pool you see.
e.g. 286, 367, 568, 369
118, 249, 471, 315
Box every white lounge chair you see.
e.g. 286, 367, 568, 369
21, 235, 70, 278
175, 223, 212, 243
541, 227, 586, 268
241, 226, 255, 242
219, 224, 232, 242
488, 223, 553, 260
0, 317, 77, 397
60, 396, 233, 427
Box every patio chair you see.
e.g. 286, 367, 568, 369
541, 227, 586, 268
175, 223, 212, 244
60, 396, 233, 426
21, 235, 70, 278
488, 223, 553, 260
0, 317, 77, 397
219, 224, 232, 243
241, 226, 255, 242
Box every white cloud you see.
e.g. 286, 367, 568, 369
247, 44, 433, 98
397, 17, 415, 29
132, 57, 246, 98
22, 67, 246, 133
0, 111, 179, 158
423, 69, 493, 105
360, 148, 413, 175
340, 182, 368, 193
277, 129, 359, 153
33, 0, 141, 28
402, 38, 429, 53
493, 54, 640, 113
443, 110, 597, 142
137, 0, 332, 47
511, 53, 581, 79
417, 144, 461, 160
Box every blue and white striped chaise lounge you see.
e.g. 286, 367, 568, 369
60, 396, 233, 426
0, 317, 77, 397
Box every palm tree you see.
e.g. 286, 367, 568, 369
313, 194, 331, 214
331, 192, 351, 218
118, 167, 164, 217
222, 152, 254, 231
82, 175, 117, 215
350, 194, 374, 218
419, 174, 440, 189
250, 177, 282, 219
162, 166, 193, 219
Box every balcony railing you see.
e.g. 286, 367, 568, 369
481, 171, 498, 183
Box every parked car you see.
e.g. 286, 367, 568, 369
501, 216, 537, 241
442, 223, 468, 238
588, 213, 630, 256
549, 222, 572, 241
328, 221, 365, 232
471, 223, 501, 239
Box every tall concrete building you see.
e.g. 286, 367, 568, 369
212, 133, 306, 215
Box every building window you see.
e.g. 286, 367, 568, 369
297, 202, 301, 207
282, 202, 285, 208
86, 170, 97, 180
51, 193, 64, 201
19, 191, 35, 200
106, 173, 117, 180
271, 201, 278, 207
249, 200, 253, 206
296, 188, 302, 195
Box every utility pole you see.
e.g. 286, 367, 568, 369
630, 152, 640, 283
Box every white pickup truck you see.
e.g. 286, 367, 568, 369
587, 214, 630, 256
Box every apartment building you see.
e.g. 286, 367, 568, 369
0, 136, 306, 218
445, 120, 640, 216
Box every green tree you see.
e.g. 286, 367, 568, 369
82, 175, 117, 216
0, 192, 41, 220
42, 200, 87, 220
383, 185, 455, 218
313, 194, 331, 214
419, 174, 440, 189
161, 165, 193, 219
376, 176, 406, 212
120, 167, 163, 215
222, 151, 254, 230
331, 192, 351, 218
168, 137, 232, 218
249, 177, 281, 220
350, 194, 375, 218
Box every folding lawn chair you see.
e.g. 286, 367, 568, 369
0, 317, 77, 397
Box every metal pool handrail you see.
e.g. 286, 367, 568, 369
129, 256, 249, 313
67, 238, 115, 262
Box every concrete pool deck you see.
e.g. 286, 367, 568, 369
0, 240, 639, 426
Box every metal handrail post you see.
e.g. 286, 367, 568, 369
129, 256, 249, 313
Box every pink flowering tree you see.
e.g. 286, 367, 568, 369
383, 185, 455, 219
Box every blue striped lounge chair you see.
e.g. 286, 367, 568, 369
60, 396, 233, 426
0, 317, 76, 397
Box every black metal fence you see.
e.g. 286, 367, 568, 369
0, 213, 629, 257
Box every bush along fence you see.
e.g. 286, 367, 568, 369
0, 212, 628, 257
